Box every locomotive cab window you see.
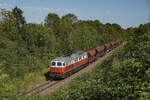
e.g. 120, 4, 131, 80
63, 63, 65, 66
51, 62, 56, 66
82, 56, 84, 59
57, 62, 62, 66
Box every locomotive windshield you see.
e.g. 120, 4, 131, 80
57, 62, 62, 66
51, 62, 56, 66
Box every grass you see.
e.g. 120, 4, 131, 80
3, 68, 50, 100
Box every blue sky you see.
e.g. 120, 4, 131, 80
0, 0, 149, 28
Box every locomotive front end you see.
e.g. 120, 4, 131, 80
50, 58, 67, 79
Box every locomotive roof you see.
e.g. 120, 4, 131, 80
52, 50, 87, 63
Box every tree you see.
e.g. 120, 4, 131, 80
0, 9, 19, 40
62, 13, 78, 24
112, 23, 121, 30
12, 6, 26, 28
44, 13, 60, 36
44, 13, 60, 27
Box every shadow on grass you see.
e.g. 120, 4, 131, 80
44, 71, 51, 80
44, 71, 63, 81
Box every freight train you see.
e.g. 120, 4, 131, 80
49, 40, 123, 79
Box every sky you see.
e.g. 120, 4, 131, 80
0, 0, 149, 28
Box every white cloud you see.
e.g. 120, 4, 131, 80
0, 3, 72, 23
0, 3, 71, 14
0, 3, 13, 10
21, 6, 71, 14
20, 6, 72, 23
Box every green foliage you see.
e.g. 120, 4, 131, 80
36, 34, 150, 100
44, 13, 60, 36
27, 23, 150, 100
12, 6, 26, 28
62, 13, 78, 24
0, 7, 127, 99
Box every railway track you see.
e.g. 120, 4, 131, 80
23, 43, 125, 98
24, 80, 61, 98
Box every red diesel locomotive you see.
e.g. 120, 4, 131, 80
49, 40, 123, 79
50, 51, 89, 79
